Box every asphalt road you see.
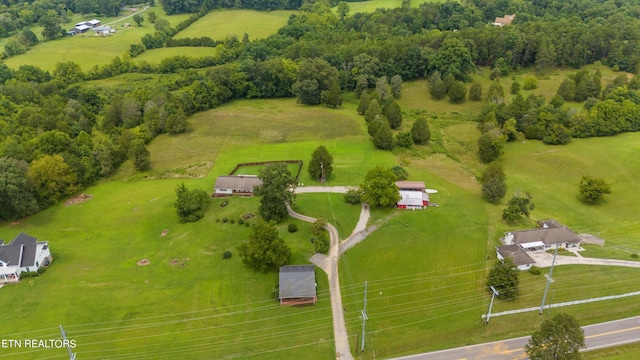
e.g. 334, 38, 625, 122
390, 316, 640, 360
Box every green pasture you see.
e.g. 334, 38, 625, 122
174, 9, 294, 41
2, 6, 190, 72
584, 342, 640, 359
147, 97, 397, 185
133, 46, 219, 64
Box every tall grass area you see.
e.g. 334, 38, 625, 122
174, 9, 294, 41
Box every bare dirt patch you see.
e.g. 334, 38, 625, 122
137, 259, 150, 266
161, 229, 169, 237
64, 193, 93, 206
242, 213, 255, 219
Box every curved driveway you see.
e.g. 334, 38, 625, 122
289, 186, 375, 359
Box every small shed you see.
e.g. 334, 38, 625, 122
278, 265, 317, 306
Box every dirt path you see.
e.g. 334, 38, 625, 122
105, 5, 150, 26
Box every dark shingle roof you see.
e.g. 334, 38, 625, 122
510, 227, 581, 246
279, 265, 316, 299
0, 233, 39, 267
497, 245, 535, 266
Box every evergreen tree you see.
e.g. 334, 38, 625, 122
486, 258, 520, 301
469, 82, 483, 101
364, 99, 381, 122
373, 121, 394, 150
390, 75, 403, 98
411, 117, 431, 144
428, 71, 447, 100
308, 145, 333, 182
128, 139, 150, 171
357, 91, 370, 115
383, 101, 402, 129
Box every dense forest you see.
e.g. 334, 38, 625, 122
1, 0, 640, 222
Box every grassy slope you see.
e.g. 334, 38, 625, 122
174, 9, 294, 41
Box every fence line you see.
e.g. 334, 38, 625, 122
481, 291, 640, 319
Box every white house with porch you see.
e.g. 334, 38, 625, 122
0, 233, 52, 283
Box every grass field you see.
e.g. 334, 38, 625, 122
133, 46, 219, 64
173, 9, 294, 41
2, 5, 191, 72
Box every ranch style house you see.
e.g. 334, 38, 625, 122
496, 220, 582, 270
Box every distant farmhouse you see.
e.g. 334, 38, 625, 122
68, 19, 102, 36
213, 175, 262, 197
396, 181, 430, 210
278, 265, 317, 306
492, 14, 515, 27
0, 233, 52, 283
496, 220, 582, 270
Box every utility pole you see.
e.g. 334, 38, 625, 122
320, 162, 325, 184
485, 286, 500, 324
360, 281, 368, 353
59, 324, 76, 360
539, 244, 559, 315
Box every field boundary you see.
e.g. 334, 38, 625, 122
229, 160, 303, 179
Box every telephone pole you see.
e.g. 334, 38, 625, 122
485, 286, 500, 324
360, 281, 368, 353
59, 324, 76, 360
539, 244, 559, 315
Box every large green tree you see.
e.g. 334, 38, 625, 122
525, 313, 586, 360
383, 101, 402, 129
502, 193, 535, 221
428, 38, 475, 81
174, 183, 210, 223
486, 258, 520, 301
308, 145, 333, 182
481, 163, 507, 203
373, 121, 394, 150
360, 166, 400, 207
254, 163, 296, 223
128, 139, 150, 171
477, 130, 506, 163
28, 154, 79, 206
292, 58, 339, 105
237, 219, 292, 272
579, 176, 611, 204
0, 157, 39, 221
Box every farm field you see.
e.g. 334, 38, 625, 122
2, 5, 190, 72
174, 9, 295, 41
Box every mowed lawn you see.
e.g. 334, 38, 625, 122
0, 179, 335, 359
173, 9, 295, 41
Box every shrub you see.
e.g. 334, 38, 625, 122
220, 199, 229, 207
344, 188, 362, 204
222, 217, 228, 223
529, 267, 542, 275
631, 253, 638, 259
223, 251, 232, 259
238, 219, 244, 225
230, 219, 235, 224
245, 222, 250, 227
288, 223, 298, 233
522, 76, 538, 90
